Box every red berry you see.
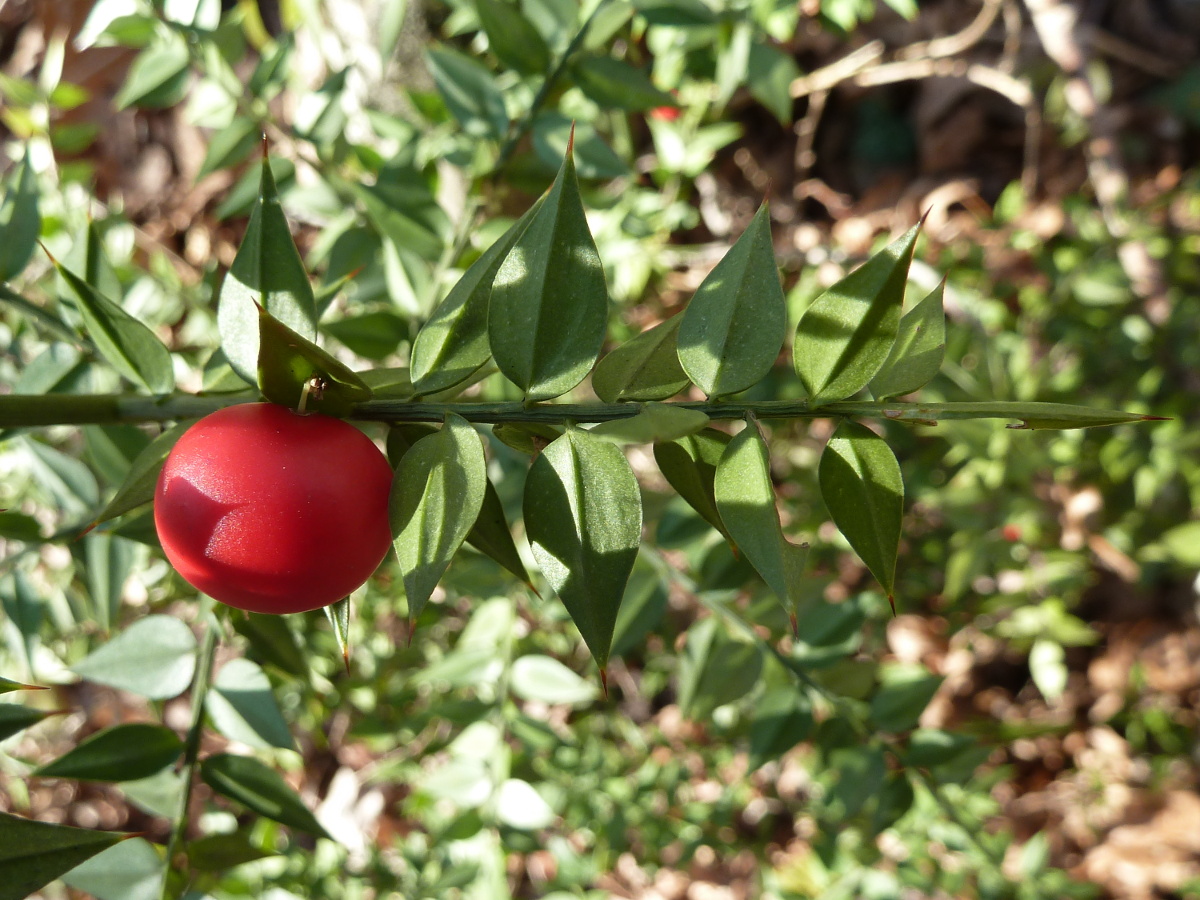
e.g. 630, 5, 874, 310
649, 104, 681, 121
154, 403, 394, 614
1002, 524, 1022, 543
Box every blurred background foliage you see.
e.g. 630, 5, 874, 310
1, 0, 1199, 898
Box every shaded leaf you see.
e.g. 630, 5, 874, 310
869, 666, 942, 732
257, 304, 372, 416
389, 414, 487, 622
489, 134, 609, 400
589, 403, 709, 445
72, 615, 198, 700
231, 613, 309, 679
426, 46, 509, 138
869, 280, 945, 399
217, 151, 318, 383
0, 510, 42, 542
200, 753, 331, 838
208, 658, 296, 751
187, 829, 276, 872
749, 686, 813, 771
524, 429, 641, 668
0, 811, 126, 900
83, 532, 137, 631
653, 428, 731, 539
0, 572, 42, 678
322, 310, 407, 360
34, 723, 184, 782
90, 421, 191, 527
0, 703, 56, 742
677, 203, 785, 397
114, 32, 189, 109
819, 420, 903, 599
0, 146, 40, 281
678, 617, 763, 719
591, 313, 690, 402
572, 55, 676, 111
61, 837, 162, 900
475, 0, 550, 74
492, 421, 563, 455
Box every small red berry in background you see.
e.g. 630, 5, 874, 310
1002, 524, 1022, 542
649, 104, 681, 121
154, 403, 394, 614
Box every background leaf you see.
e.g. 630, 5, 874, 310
0, 146, 41, 281
71, 615, 198, 700
34, 723, 184, 782
207, 658, 296, 751
200, 754, 331, 838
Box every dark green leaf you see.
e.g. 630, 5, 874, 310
198, 115, 260, 179
632, 0, 717, 26
0, 703, 55, 741
256, 305, 373, 416
347, 176, 446, 262
0, 510, 41, 542
869, 667, 943, 732
610, 557, 668, 657
83, 424, 151, 487
54, 261, 174, 395
0, 572, 42, 678
532, 114, 629, 180
871, 771, 915, 833
232, 614, 309, 679
200, 753, 331, 838
589, 403, 709, 445
90, 421, 190, 527
869, 280, 945, 399
208, 658, 296, 751
0, 811, 126, 900
714, 424, 809, 620
677, 617, 763, 718
475, 0, 551, 74
653, 428, 730, 540
114, 33, 190, 109
489, 136, 609, 400
410, 201, 542, 395
747, 41, 799, 125
748, 686, 813, 770
25, 437, 100, 512
491, 422, 563, 455
72, 615, 198, 700
35, 723, 184, 782
0, 284, 80, 346
0, 146, 41, 281
60, 837, 162, 900
902, 728, 976, 767
389, 414, 487, 622
819, 420, 904, 599
323, 310, 408, 360
524, 429, 641, 669
824, 746, 886, 819
187, 829, 276, 871
677, 203, 786, 397
217, 152, 318, 383
592, 313, 690, 402
794, 223, 919, 406
466, 477, 531, 585
572, 55, 676, 111
426, 46, 510, 138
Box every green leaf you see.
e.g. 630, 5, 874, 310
475, 0, 551, 74
410, 200, 542, 395
0, 703, 56, 741
677, 203, 786, 397
610, 557, 668, 656
869, 666, 942, 732
323, 310, 408, 360
207, 658, 296, 751
0, 145, 41, 281
819, 420, 904, 600
197, 115, 260, 180
323, 597, 352, 668
200, 753, 331, 838
0, 811, 126, 900
524, 429, 641, 669
61, 837, 163, 900
466, 477, 531, 585
186, 829, 276, 872
53, 260, 175, 395
0, 675, 45, 695
714, 424, 809, 622
0, 572, 42, 678
217, 151, 318, 383
591, 313, 690, 402
653, 428, 731, 540
426, 46, 510, 138
389, 414, 488, 622
571, 55, 677, 111
231, 614, 309, 679
0, 284, 81, 347
677, 617, 763, 719
532, 113, 630, 180
90, 421, 190, 527
256, 305, 373, 416
492, 422, 563, 455
72, 615, 198, 700
869, 280, 946, 399
509, 655, 598, 705
747, 41, 800, 125
902, 728, 976, 767
748, 685, 813, 770
0, 510, 42, 542
589, 403, 709, 445
35, 723, 184, 782
794, 223, 920, 406
496, 779, 555, 830
489, 135, 609, 400
114, 32, 190, 109
83, 532, 137, 631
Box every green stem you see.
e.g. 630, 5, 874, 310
161, 610, 219, 900
0, 392, 1154, 430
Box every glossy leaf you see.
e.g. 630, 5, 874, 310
231, 614, 309, 680
489, 135, 609, 400
217, 152, 318, 383
653, 428, 731, 539
524, 429, 642, 668
54, 262, 174, 395
0, 146, 40, 281
426, 46, 510, 138
475, 0, 550, 74
589, 403, 709, 445
677, 203, 786, 397
34, 723, 184, 782
0, 703, 56, 742
71, 615, 198, 700
591, 313, 690, 402
819, 420, 904, 600
794, 223, 919, 406
256, 305, 373, 416
0, 811, 126, 900
869, 280, 946, 400
410, 200, 542, 395
466, 477, 531, 585
207, 658, 296, 751
714, 424, 809, 620
90, 421, 190, 527
389, 414, 487, 622
200, 753, 331, 838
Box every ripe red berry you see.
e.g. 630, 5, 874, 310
154, 403, 394, 614
1002, 524, 1022, 543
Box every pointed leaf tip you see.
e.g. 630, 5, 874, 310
599, 666, 609, 700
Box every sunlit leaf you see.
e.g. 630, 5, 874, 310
869, 280, 945, 400
653, 428, 731, 540
475, 0, 550, 74
589, 403, 709, 445
207, 658, 296, 751
72, 615, 198, 700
